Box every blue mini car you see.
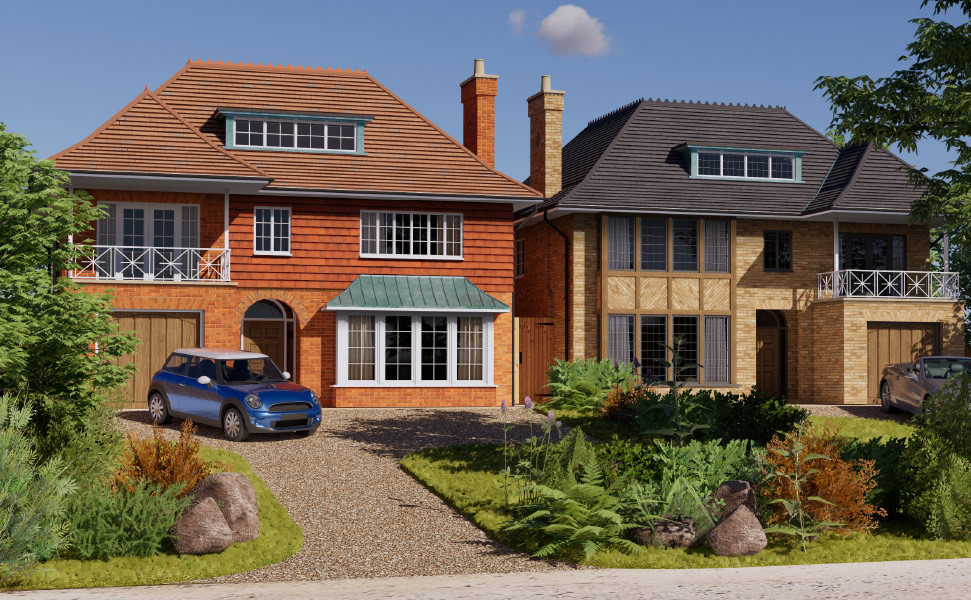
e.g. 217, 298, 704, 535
148, 348, 322, 441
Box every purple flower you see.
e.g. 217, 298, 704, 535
555, 420, 562, 429
524, 396, 533, 410
633, 356, 640, 368
501, 398, 507, 414
547, 409, 555, 423
613, 359, 619, 370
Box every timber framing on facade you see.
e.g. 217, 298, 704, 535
514, 93, 965, 406
54, 59, 542, 408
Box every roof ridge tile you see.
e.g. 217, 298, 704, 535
188, 58, 368, 75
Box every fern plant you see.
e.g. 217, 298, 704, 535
626, 476, 718, 541
545, 358, 634, 410
504, 454, 643, 560
0, 397, 76, 584
636, 339, 709, 445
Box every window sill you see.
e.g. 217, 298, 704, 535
254, 252, 292, 257
690, 175, 803, 184
225, 144, 367, 157
359, 254, 464, 261
331, 383, 496, 388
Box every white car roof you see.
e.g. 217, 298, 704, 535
173, 348, 269, 360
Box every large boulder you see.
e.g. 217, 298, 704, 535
711, 480, 758, 523
170, 496, 234, 555
632, 518, 695, 549
707, 505, 767, 556
188, 472, 259, 543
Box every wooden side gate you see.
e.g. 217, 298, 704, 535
516, 317, 555, 403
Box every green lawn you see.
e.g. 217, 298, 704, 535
12, 446, 302, 589
401, 415, 971, 568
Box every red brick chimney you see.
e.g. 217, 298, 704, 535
460, 59, 498, 167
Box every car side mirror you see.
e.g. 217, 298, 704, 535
282, 371, 291, 381
197, 375, 212, 386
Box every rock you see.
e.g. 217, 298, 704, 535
632, 518, 695, 548
707, 505, 767, 556
711, 480, 758, 523
170, 496, 234, 555
189, 472, 260, 543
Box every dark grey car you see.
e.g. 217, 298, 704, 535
879, 356, 971, 414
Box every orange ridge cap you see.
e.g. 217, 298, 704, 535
187, 58, 367, 74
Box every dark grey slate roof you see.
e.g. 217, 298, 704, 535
519, 98, 923, 219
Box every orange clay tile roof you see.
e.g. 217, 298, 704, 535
53, 60, 540, 199
52, 87, 268, 179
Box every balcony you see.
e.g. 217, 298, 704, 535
818, 270, 959, 300
71, 246, 231, 282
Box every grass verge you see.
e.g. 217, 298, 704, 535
11, 446, 301, 589
401, 416, 971, 569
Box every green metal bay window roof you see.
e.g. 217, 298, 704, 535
325, 275, 509, 312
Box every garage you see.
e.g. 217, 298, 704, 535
112, 311, 202, 409
866, 322, 939, 404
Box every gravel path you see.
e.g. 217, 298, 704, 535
116, 407, 576, 583
798, 404, 913, 424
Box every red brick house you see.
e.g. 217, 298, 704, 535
54, 59, 540, 408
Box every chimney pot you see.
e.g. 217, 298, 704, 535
474, 58, 485, 76
541, 75, 551, 92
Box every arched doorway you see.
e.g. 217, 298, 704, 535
242, 300, 296, 379
755, 310, 787, 398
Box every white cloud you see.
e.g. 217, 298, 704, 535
537, 4, 610, 57
508, 9, 526, 35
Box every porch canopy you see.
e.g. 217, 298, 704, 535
325, 275, 509, 312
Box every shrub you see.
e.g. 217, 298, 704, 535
708, 387, 808, 446
595, 435, 662, 487
0, 397, 75, 583
545, 358, 634, 410
841, 436, 907, 515
635, 387, 713, 445
760, 421, 886, 536
654, 438, 758, 500
114, 420, 222, 498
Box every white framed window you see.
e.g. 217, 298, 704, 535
696, 151, 795, 181
254, 207, 291, 256
234, 118, 356, 152
360, 211, 463, 259
514, 239, 525, 278
335, 312, 494, 386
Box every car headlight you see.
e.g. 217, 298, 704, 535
244, 394, 262, 409
310, 391, 319, 405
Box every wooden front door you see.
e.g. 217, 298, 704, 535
113, 311, 200, 409
518, 318, 555, 402
866, 322, 939, 404
243, 321, 286, 372
756, 328, 781, 396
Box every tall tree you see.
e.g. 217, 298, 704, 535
0, 123, 135, 455
815, 0, 971, 341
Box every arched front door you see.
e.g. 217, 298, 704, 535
242, 300, 296, 379
755, 310, 787, 398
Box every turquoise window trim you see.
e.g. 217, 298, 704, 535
680, 145, 805, 183
221, 110, 372, 156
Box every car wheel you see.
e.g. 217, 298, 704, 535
148, 392, 172, 424
880, 381, 898, 413
223, 407, 250, 442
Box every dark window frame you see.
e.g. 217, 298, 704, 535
763, 230, 793, 272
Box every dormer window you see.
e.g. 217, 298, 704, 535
685, 145, 804, 183
220, 109, 372, 155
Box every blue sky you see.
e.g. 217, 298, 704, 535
1, 0, 956, 181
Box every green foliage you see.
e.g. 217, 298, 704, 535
762, 424, 843, 551
545, 358, 633, 410
64, 482, 191, 560
815, 1, 971, 341
503, 453, 643, 560
595, 436, 662, 487
841, 436, 908, 514
0, 397, 76, 584
654, 439, 758, 500
625, 476, 718, 541
11, 446, 301, 589
915, 371, 971, 461
0, 124, 137, 457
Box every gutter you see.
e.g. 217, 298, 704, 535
544, 209, 570, 360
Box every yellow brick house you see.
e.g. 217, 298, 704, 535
513, 82, 963, 405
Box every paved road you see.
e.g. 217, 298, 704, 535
12, 558, 971, 599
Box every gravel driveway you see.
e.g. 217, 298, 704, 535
117, 407, 574, 582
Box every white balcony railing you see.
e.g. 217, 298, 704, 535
71, 245, 231, 282
818, 269, 959, 299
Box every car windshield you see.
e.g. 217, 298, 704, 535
922, 358, 971, 380
220, 358, 285, 384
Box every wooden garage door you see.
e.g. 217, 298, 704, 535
112, 311, 201, 409
866, 322, 939, 404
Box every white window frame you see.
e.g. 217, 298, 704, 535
333, 312, 495, 387
96, 201, 200, 249
233, 118, 357, 153
696, 151, 796, 181
253, 206, 292, 256
359, 210, 464, 260
514, 239, 525, 278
